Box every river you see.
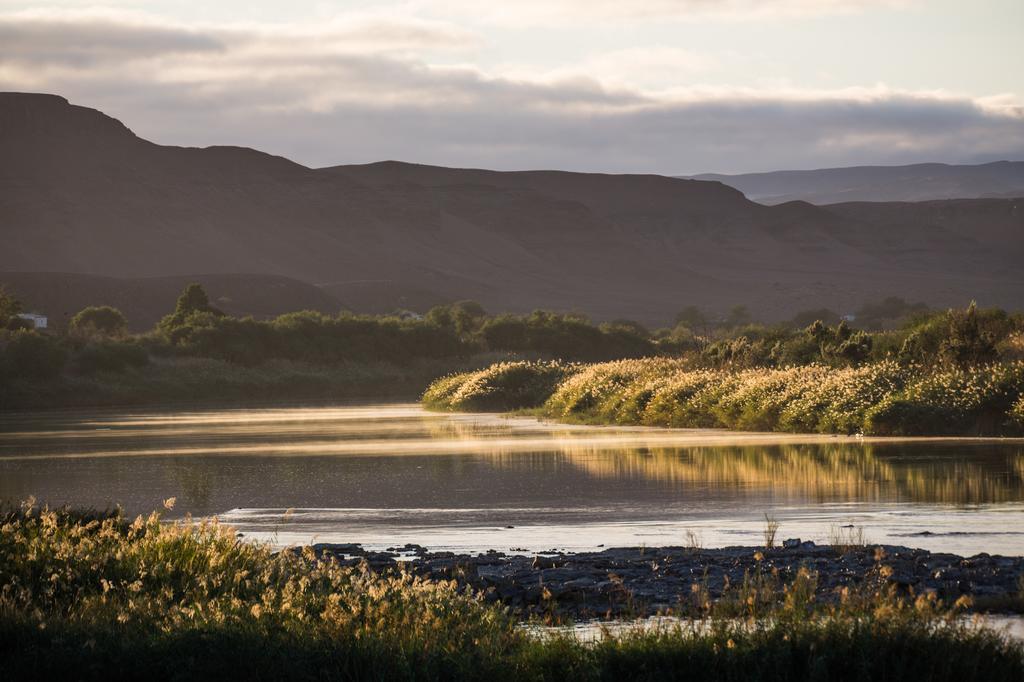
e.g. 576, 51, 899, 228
2, 403, 1023, 556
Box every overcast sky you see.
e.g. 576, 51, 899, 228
2, 0, 1022, 173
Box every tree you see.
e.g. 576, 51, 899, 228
159, 284, 224, 333
0, 286, 25, 329
726, 305, 752, 328
939, 301, 997, 368
601, 319, 649, 337
791, 308, 840, 328
425, 301, 486, 336
69, 306, 128, 338
674, 306, 707, 330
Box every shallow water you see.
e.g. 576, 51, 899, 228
2, 403, 1023, 556
529, 615, 1024, 642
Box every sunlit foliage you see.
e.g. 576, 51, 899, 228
2, 503, 1022, 680
426, 359, 1024, 436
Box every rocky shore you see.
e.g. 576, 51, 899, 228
297, 540, 1024, 619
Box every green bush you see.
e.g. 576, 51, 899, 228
74, 340, 150, 374
69, 305, 128, 338
1, 330, 67, 380
480, 311, 656, 361
165, 310, 470, 366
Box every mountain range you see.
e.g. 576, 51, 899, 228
1, 92, 1022, 327
688, 161, 1024, 205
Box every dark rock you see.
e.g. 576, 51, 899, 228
532, 555, 564, 569
294, 541, 1022, 620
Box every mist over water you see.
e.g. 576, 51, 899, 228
2, 404, 1022, 556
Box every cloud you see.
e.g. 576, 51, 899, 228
0, 10, 480, 67
415, 0, 912, 25
505, 46, 718, 92
0, 8, 1020, 173
0, 14, 222, 66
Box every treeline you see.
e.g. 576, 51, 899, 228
0, 286, 663, 385
2, 283, 1021, 395
661, 300, 1022, 370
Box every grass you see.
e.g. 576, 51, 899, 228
423, 359, 1024, 436
829, 525, 869, 555
762, 514, 780, 549
2, 502, 1022, 681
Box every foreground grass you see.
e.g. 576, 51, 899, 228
424, 359, 1024, 436
2, 503, 1022, 681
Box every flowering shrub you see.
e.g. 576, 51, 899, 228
866, 362, 1024, 435
777, 362, 911, 434
544, 358, 683, 422
422, 360, 575, 411
1012, 395, 1024, 429
425, 359, 1024, 436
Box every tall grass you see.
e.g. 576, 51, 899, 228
422, 360, 578, 411
2, 503, 1022, 681
424, 359, 1024, 436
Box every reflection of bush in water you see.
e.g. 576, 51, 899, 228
541, 444, 1024, 505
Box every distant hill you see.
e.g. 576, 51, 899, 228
686, 162, 1024, 205
2, 92, 1022, 324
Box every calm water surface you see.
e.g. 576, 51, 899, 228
2, 404, 1023, 556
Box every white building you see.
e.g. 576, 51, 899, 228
16, 313, 47, 329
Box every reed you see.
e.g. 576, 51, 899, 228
2, 502, 1022, 681
423, 359, 1024, 436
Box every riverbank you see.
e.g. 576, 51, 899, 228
0, 354, 509, 411
3, 505, 1023, 681
423, 359, 1024, 436
296, 540, 1024, 620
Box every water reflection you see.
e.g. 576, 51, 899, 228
551, 444, 1024, 505
1, 404, 1022, 555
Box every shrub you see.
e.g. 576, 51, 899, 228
74, 340, 150, 374
69, 305, 128, 338
1010, 395, 1024, 429
480, 311, 656, 361
158, 283, 224, 335
865, 362, 1024, 436
426, 358, 1024, 436
0, 286, 24, 329
0, 330, 67, 380
423, 361, 574, 411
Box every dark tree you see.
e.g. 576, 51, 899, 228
939, 301, 997, 368
159, 284, 224, 332
0, 286, 24, 329
70, 306, 128, 338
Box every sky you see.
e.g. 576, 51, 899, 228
1, 0, 1023, 173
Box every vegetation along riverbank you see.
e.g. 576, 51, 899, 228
423, 358, 1024, 436
2, 502, 1023, 681
422, 302, 1024, 436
